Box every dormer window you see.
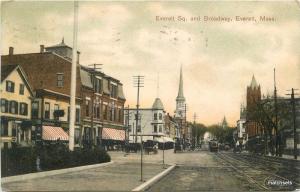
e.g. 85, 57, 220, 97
56, 73, 64, 87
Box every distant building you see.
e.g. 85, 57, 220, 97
245, 75, 262, 142
164, 113, 179, 140
126, 97, 167, 143
0, 65, 33, 148
236, 104, 247, 148
174, 66, 188, 143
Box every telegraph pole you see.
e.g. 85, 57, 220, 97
193, 113, 197, 148
133, 75, 144, 182
88, 64, 102, 147
274, 68, 279, 156
69, 1, 78, 151
126, 105, 130, 145
287, 88, 299, 159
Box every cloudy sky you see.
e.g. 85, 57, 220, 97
2, 1, 300, 126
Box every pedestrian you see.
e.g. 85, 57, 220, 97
36, 155, 41, 172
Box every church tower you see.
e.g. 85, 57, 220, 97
246, 75, 262, 139
175, 65, 186, 118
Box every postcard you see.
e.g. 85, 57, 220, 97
1, 1, 299, 191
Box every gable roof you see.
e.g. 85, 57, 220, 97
1, 64, 34, 96
1, 64, 18, 82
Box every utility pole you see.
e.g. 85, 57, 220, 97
88, 64, 102, 147
274, 68, 279, 156
69, 1, 78, 151
133, 75, 144, 182
126, 105, 130, 145
193, 113, 197, 148
286, 88, 299, 159
184, 104, 188, 149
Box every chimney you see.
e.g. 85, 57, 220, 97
40, 45, 44, 53
9, 47, 14, 55
77, 51, 80, 64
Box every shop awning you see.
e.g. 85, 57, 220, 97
154, 137, 174, 143
42, 126, 69, 141
102, 128, 125, 141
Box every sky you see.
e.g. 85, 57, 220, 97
1, 1, 300, 126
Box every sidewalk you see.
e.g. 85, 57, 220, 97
1, 151, 170, 191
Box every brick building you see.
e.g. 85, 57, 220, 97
1, 40, 126, 147
246, 75, 262, 139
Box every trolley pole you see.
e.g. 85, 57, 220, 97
133, 75, 144, 182
286, 88, 299, 160
69, 1, 78, 151
274, 68, 279, 156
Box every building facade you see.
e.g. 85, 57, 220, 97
1, 65, 33, 148
1, 40, 126, 148
126, 98, 167, 143
246, 75, 262, 140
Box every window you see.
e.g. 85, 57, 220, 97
159, 113, 163, 120
1, 120, 8, 136
6, 81, 15, 93
154, 113, 157, 120
56, 73, 64, 87
93, 104, 97, 118
119, 109, 123, 123
19, 84, 25, 95
154, 125, 157, 133
9, 101, 18, 114
110, 84, 118, 98
110, 106, 113, 121
103, 105, 108, 120
44, 102, 50, 119
96, 105, 100, 119
1, 99, 8, 113
94, 78, 102, 94
76, 108, 80, 123
54, 104, 59, 120
32, 101, 39, 118
75, 129, 80, 144
85, 100, 90, 117
19, 103, 28, 115
159, 125, 162, 132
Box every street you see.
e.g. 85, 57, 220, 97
2, 150, 299, 191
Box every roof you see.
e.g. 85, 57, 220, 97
176, 65, 185, 101
118, 85, 126, 100
1, 64, 34, 96
152, 98, 164, 110
45, 38, 72, 49
250, 75, 259, 89
80, 68, 93, 88
1, 64, 18, 82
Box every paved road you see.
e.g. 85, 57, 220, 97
2, 150, 298, 191
147, 151, 299, 191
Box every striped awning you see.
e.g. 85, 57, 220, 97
42, 126, 69, 141
102, 128, 125, 141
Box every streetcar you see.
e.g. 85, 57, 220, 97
209, 140, 219, 152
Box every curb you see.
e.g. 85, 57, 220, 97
1, 161, 114, 184
132, 164, 176, 191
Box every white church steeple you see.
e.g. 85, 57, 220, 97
175, 65, 186, 118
